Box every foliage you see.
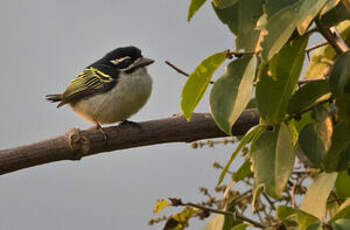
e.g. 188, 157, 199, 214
151, 0, 350, 229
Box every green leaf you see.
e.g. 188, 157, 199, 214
213, 0, 263, 52
324, 121, 350, 172
336, 95, 350, 122
231, 223, 249, 230
297, 211, 320, 230
259, 0, 300, 61
320, 1, 350, 27
305, 20, 350, 79
217, 125, 264, 185
298, 117, 333, 168
330, 198, 350, 222
320, 0, 340, 15
246, 98, 257, 109
288, 79, 331, 115
336, 170, 350, 199
210, 56, 257, 134
320, 0, 340, 16
306, 223, 322, 230
187, 0, 207, 21
296, 0, 328, 35
300, 172, 338, 220
261, 0, 327, 61
334, 219, 350, 230
251, 123, 295, 198
212, 0, 238, 9
181, 52, 226, 121
223, 203, 242, 230
256, 36, 308, 125
276, 206, 297, 221
153, 200, 170, 214
330, 51, 350, 98
233, 159, 252, 182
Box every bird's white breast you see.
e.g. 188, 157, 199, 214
70, 68, 152, 124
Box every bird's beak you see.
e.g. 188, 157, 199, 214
132, 57, 155, 68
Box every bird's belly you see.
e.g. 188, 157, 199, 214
70, 70, 152, 124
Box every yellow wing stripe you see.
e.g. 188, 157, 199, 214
72, 67, 114, 84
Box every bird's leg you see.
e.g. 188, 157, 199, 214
94, 122, 108, 144
120, 120, 142, 128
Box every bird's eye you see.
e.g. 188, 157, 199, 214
123, 59, 133, 67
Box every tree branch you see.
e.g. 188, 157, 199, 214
0, 109, 259, 175
315, 18, 349, 54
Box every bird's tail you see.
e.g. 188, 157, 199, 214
45, 94, 65, 108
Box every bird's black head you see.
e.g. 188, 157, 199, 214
103, 46, 154, 73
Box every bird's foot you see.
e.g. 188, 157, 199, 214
90, 123, 109, 144
120, 120, 142, 128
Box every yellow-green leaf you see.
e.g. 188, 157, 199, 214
181, 52, 226, 121
231, 223, 249, 230
212, 0, 238, 9
305, 20, 350, 79
336, 171, 350, 199
261, 0, 328, 61
276, 206, 297, 221
153, 199, 170, 214
163, 207, 198, 230
297, 210, 320, 230
300, 172, 338, 220
296, 0, 328, 35
330, 198, 350, 222
210, 56, 257, 134
187, 0, 207, 21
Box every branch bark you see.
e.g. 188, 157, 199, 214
315, 18, 349, 54
0, 109, 259, 175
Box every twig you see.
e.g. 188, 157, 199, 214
169, 198, 266, 229
231, 190, 252, 204
291, 180, 298, 209
212, 162, 234, 175
262, 193, 276, 211
0, 110, 260, 175
256, 210, 264, 224
165, 60, 215, 84
191, 137, 236, 148
305, 41, 329, 60
315, 18, 349, 54
164, 61, 189, 77
297, 77, 327, 86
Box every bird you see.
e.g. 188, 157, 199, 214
46, 46, 154, 139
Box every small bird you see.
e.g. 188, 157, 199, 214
46, 46, 154, 138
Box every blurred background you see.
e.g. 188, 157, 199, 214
0, 1, 238, 229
